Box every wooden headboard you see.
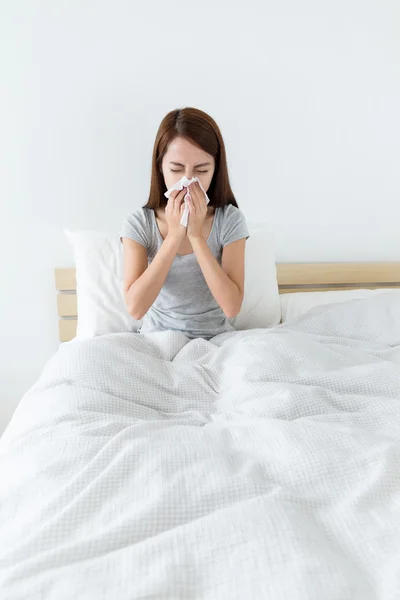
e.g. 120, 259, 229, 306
55, 263, 400, 342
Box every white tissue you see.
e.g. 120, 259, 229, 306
164, 176, 210, 228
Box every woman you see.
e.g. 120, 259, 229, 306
120, 106, 250, 340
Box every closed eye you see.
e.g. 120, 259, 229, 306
170, 169, 209, 173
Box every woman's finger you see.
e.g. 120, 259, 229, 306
187, 197, 195, 213
169, 189, 180, 201
195, 183, 207, 206
189, 186, 200, 211
173, 189, 185, 212
179, 188, 188, 207
169, 188, 184, 201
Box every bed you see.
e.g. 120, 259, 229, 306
0, 262, 400, 599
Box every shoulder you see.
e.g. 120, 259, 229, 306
218, 204, 250, 247
120, 207, 153, 248
123, 207, 152, 228
219, 203, 247, 224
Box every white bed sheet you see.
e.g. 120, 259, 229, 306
1, 293, 400, 600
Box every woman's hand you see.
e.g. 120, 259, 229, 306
187, 181, 208, 239
165, 188, 186, 242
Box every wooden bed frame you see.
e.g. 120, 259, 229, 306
55, 263, 400, 342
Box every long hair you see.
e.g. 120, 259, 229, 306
143, 107, 238, 209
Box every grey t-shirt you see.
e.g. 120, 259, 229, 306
120, 204, 250, 340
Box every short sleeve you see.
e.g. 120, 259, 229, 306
220, 205, 250, 247
120, 208, 149, 249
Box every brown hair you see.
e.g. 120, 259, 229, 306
143, 107, 238, 210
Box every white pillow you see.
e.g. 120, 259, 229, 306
280, 288, 400, 322
65, 223, 280, 338
234, 223, 280, 329
64, 229, 141, 338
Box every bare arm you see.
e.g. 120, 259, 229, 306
123, 189, 186, 320
189, 237, 246, 318
186, 181, 246, 318
122, 235, 182, 320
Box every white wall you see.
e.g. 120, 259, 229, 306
1, 0, 399, 434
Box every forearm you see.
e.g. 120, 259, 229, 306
125, 235, 181, 320
189, 236, 242, 318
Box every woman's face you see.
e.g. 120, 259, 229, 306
161, 136, 215, 192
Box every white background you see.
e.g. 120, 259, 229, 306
1, 0, 399, 434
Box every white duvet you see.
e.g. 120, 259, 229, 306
1, 294, 400, 600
